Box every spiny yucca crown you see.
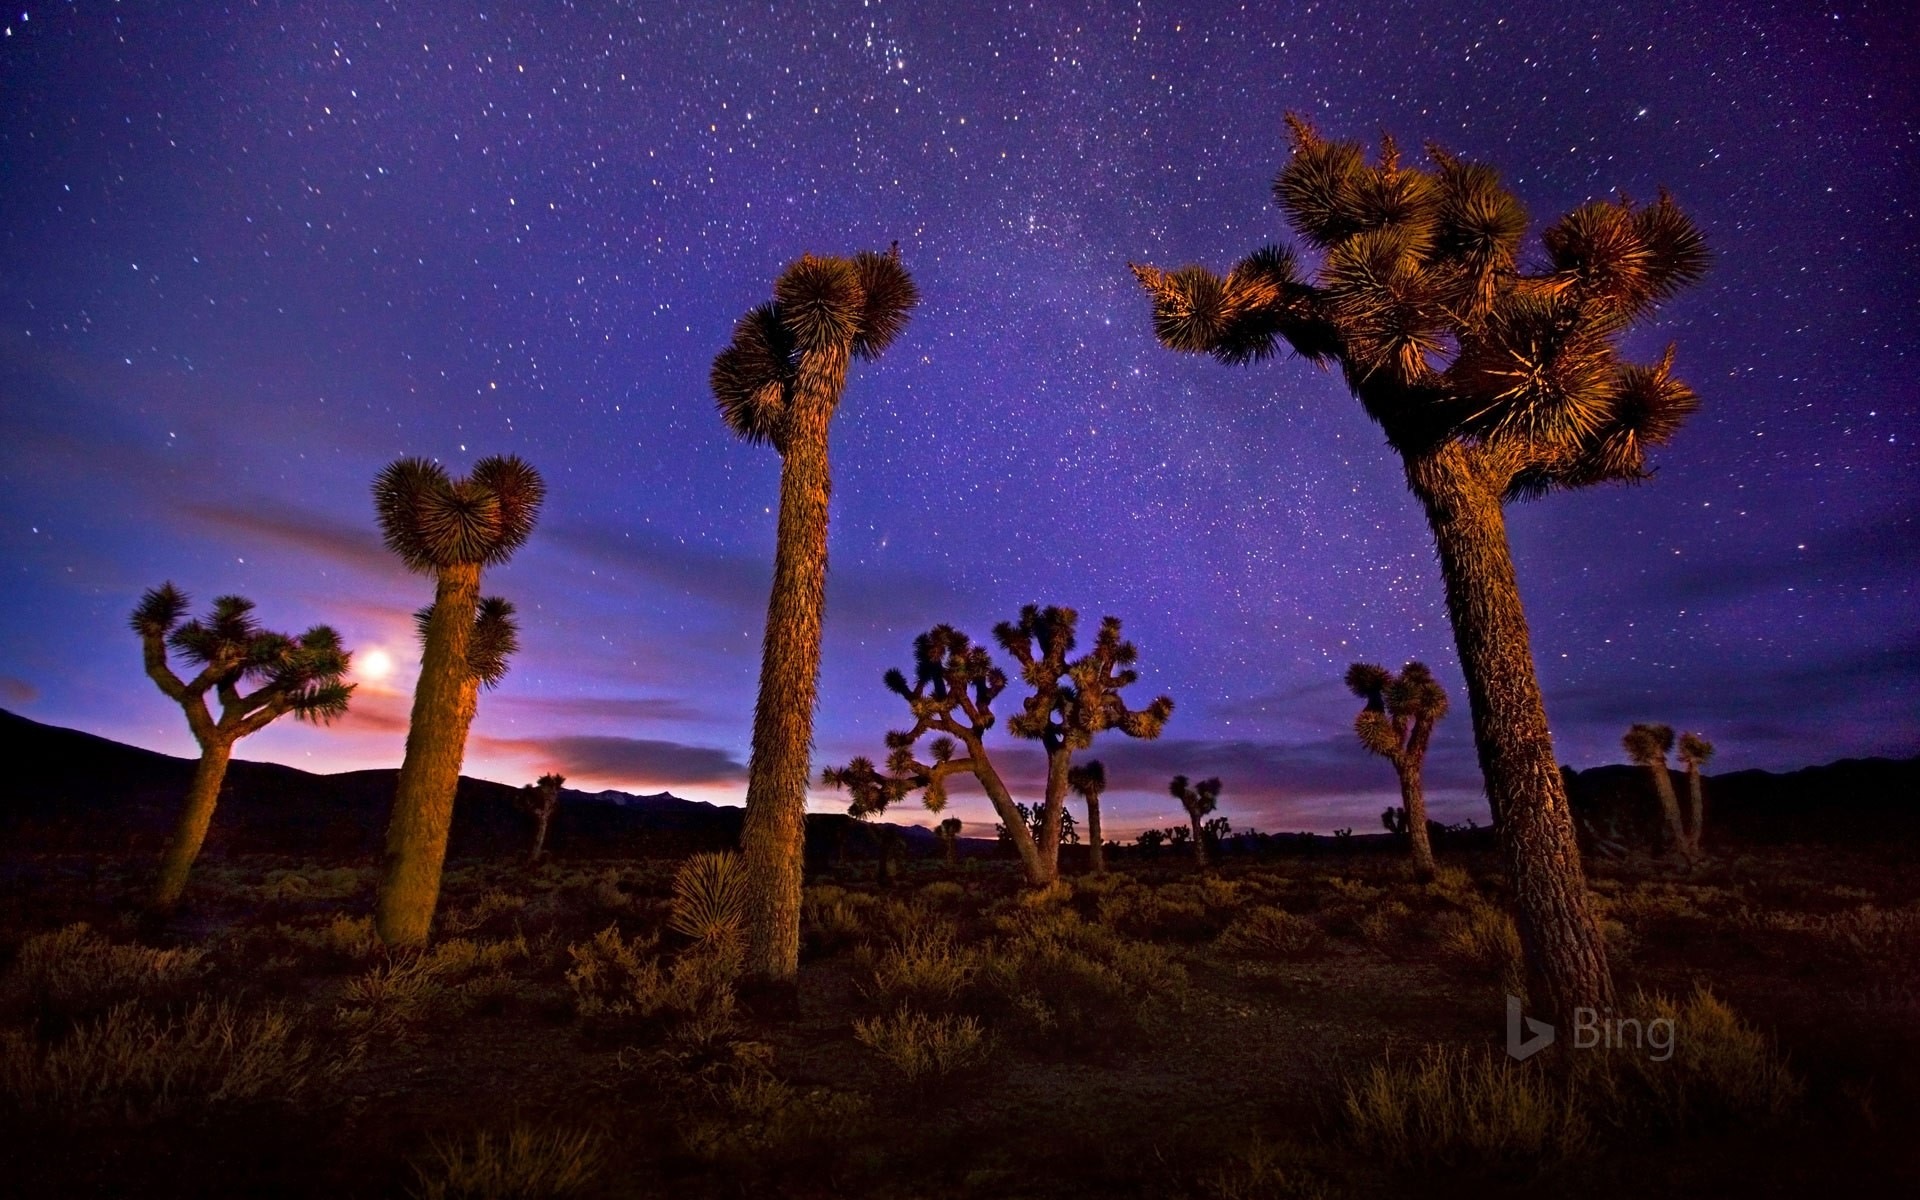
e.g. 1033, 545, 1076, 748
1677, 732, 1715, 767
374, 456, 545, 573
1068, 759, 1107, 798
1623, 722, 1676, 764
822, 755, 911, 818
1170, 774, 1222, 818
413, 596, 520, 688
995, 606, 1174, 746
710, 246, 920, 451
133, 583, 355, 721
1134, 114, 1709, 497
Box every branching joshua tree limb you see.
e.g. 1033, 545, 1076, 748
132, 585, 354, 912
373, 455, 543, 948
1068, 760, 1109, 874
1169, 775, 1222, 869
1346, 661, 1450, 880
518, 771, 565, 864
1623, 722, 1688, 859
1133, 116, 1708, 1020
1676, 731, 1714, 859
994, 606, 1173, 879
712, 246, 919, 984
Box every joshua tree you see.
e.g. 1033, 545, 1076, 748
711, 247, 919, 984
1133, 117, 1707, 1020
518, 771, 565, 864
1676, 731, 1714, 858
132, 586, 353, 912
1169, 775, 1222, 869
1346, 661, 1450, 880
373, 455, 544, 948
820, 756, 913, 887
1623, 722, 1688, 858
1137, 828, 1167, 854
1067, 760, 1110, 874
935, 816, 964, 865
994, 606, 1173, 876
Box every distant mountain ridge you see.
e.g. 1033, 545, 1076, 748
2, 709, 1913, 858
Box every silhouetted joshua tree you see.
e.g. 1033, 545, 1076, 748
133, 586, 353, 912
936, 816, 964, 865
518, 771, 565, 864
1133, 115, 1707, 1020
820, 756, 913, 886
1677, 731, 1714, 859
1346, 661, 1450, 880
1623, 722, 1688, 859
373, 455, 543, 948
711, 247, 919, 984
1068, 760, 1110, 874
1169, 775, 1222, 869
995, 605, 1173, 878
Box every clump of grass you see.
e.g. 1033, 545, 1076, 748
411, 1123, 605, 1200
853, 1008, 992, 1085
1, 923, 209, 1030
1579, 986, 1802, 1133
272, 913, 383, 969
442, 888, 530, 936
918, 880, 965, 906
866, 928, 980, 1011
564, 924, 739, 1045
802, 884, 878, 955
677, 1054, 869, 1171
668, 852, 747, 948
1342, 1043, 1588, 1165
1434, 901, 1524, 992
1193, 1136, 1334, 1200
259, 866, 371, 903
2, 1000, 311, 1123
1216, 906, 1326, 960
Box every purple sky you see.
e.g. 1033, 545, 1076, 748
2, 3, 1914, 840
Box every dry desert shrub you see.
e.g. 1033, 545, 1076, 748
1342, 1043, 1588, 1165
564, 924, 739, 1046
1216, 906, 1327, 961
411, 1123, 605, 1200
1577, 987, 1802, 1133
852, 1007, 992, 1085
1, 923, 209, 1030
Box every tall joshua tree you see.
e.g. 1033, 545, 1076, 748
373, 456, 544, 948
1623, 722, 1687, 858
1133, 116, 1707, 1020
1346, 661, 1450, 880
132, 586, 353, 912
1169, 775, 1221, 869
935, 816, 964, 865
994, 606, 1173, 877
518, 771, 565, 864
1676, 731, 1714, 859
711, 247, 918, 984
1068, 760, 1110, 874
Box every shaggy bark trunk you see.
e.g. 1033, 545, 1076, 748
1397, 758, 1437, 882
739, 349, 843, 983
1684, 766, 1706, 858
957, 730, 1053, 885
1037, 746, 1069, 876
1087, 796, 1106, 874
1188, 813, 1210, 869
1646, 762, 1687, 858
529, 804, 553, 864
377, 560, 482, 948
1406, 442, 1614, 1024
150, 739, 233, 912
941, 834, 957, 865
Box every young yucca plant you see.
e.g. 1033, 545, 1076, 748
131, 585, 354, 912
712, 247, 918, 985
669, 852, 749, 949
517, 771, 565, 865
1346, 661, 1450, 880
373, 455, 543, 948
1133, 116, 1708, 1021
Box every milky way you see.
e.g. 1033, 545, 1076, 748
2, 2, 1914, 838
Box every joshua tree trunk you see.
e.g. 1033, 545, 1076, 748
1188, 814, 1210, 869
1647, 763, 1687, 858
1396, 759, 1437, 882
530, 807, 553, 864
974, 748, 1053, 886
1038, 748, 1069, 874
1087, 797, 1106, 874
150, 739, 234, 912
1406, 443, 1614, 1023
1684, 767, 1706, 858
377, 561, 481, 948
739, 352, 843, 984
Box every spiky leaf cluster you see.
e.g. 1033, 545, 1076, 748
1676, 732, 1715, 769
1133, 115, 1708, 495
1170, 774, 1222, 821
993, 606, 1173, 752
414, 596, 521, 689
1067, 760, 1107, 801
710, 246, 919, 452
872, 625, 1010, 813
1345, 661, 1449, 764
374, 456, 545, 573
1622, 722, 1676, 767
821, 756, 914, 819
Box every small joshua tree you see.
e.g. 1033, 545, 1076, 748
1132, 116, 1708, 1019
133, 586, 353, 911
994, 606, 1173, 878
1623, 722, 1687, 859
1346, 661, 1450, 880
820, 756, 913, 886
1067, 760, 1110, 874
1169, 775, 1222, 869
373, 455, 543, 948
1676, 731, 1715, 859
1137, 828, 1167, 854
518, 771, 565, 864
936, 816, 964, 865
712, 246, 919, 983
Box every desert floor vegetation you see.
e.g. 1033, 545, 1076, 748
1, 844, 1914, 1197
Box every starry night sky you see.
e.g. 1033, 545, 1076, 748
2, 2, 1914, 839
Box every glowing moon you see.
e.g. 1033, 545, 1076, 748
357, 647, 394, 681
